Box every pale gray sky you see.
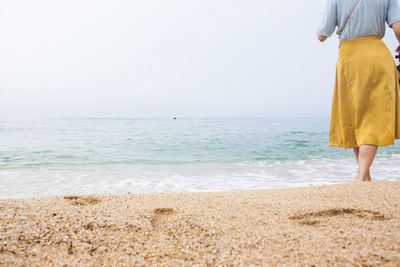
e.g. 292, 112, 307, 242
0, 0, 398, 118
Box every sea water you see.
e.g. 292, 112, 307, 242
0, 118, 398, 198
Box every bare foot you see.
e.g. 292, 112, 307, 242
354, 174, 371, 182
354, 168, 372, 182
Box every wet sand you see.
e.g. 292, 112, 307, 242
0, 181, 399, 266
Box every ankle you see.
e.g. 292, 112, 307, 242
355, 171, 371, 181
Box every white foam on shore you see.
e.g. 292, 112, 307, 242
1, 156, 399, 199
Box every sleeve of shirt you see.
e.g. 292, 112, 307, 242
387, 0, 400, 27
317, 0, 338, 37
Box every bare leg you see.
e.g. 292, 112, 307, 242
353, 147, 359, 163
353, 146, 372, 181
353, 147, 360, 180
355, 145, 377, 182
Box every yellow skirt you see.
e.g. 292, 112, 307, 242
329, 36, 400, 148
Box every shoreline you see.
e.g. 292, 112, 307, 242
0, 182, 347, 201
1, 181, 399, 265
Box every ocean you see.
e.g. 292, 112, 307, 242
0, 118, 399, 198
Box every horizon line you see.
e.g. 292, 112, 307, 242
0, 116, 330, 119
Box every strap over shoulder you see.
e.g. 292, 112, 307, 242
340, 0, 363, 37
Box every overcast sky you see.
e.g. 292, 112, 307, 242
0, 0, 398, 118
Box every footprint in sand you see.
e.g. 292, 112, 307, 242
64, 195, 101, 206
149, 207, 218, 240
150, 208, 175, 228
289, 208, 388, 225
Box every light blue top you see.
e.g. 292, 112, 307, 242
318, 0, 400, 40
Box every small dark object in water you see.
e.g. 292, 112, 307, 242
173, 117, 177, 120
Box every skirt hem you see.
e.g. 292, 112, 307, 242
329, 140, 396, 149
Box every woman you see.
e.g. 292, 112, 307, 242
317, 0, 400, 182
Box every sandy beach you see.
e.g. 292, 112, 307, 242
0, 181, 399, 266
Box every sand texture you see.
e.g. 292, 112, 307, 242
0, 181, 399, 266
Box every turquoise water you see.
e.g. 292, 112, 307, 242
0, 118, 399, 198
